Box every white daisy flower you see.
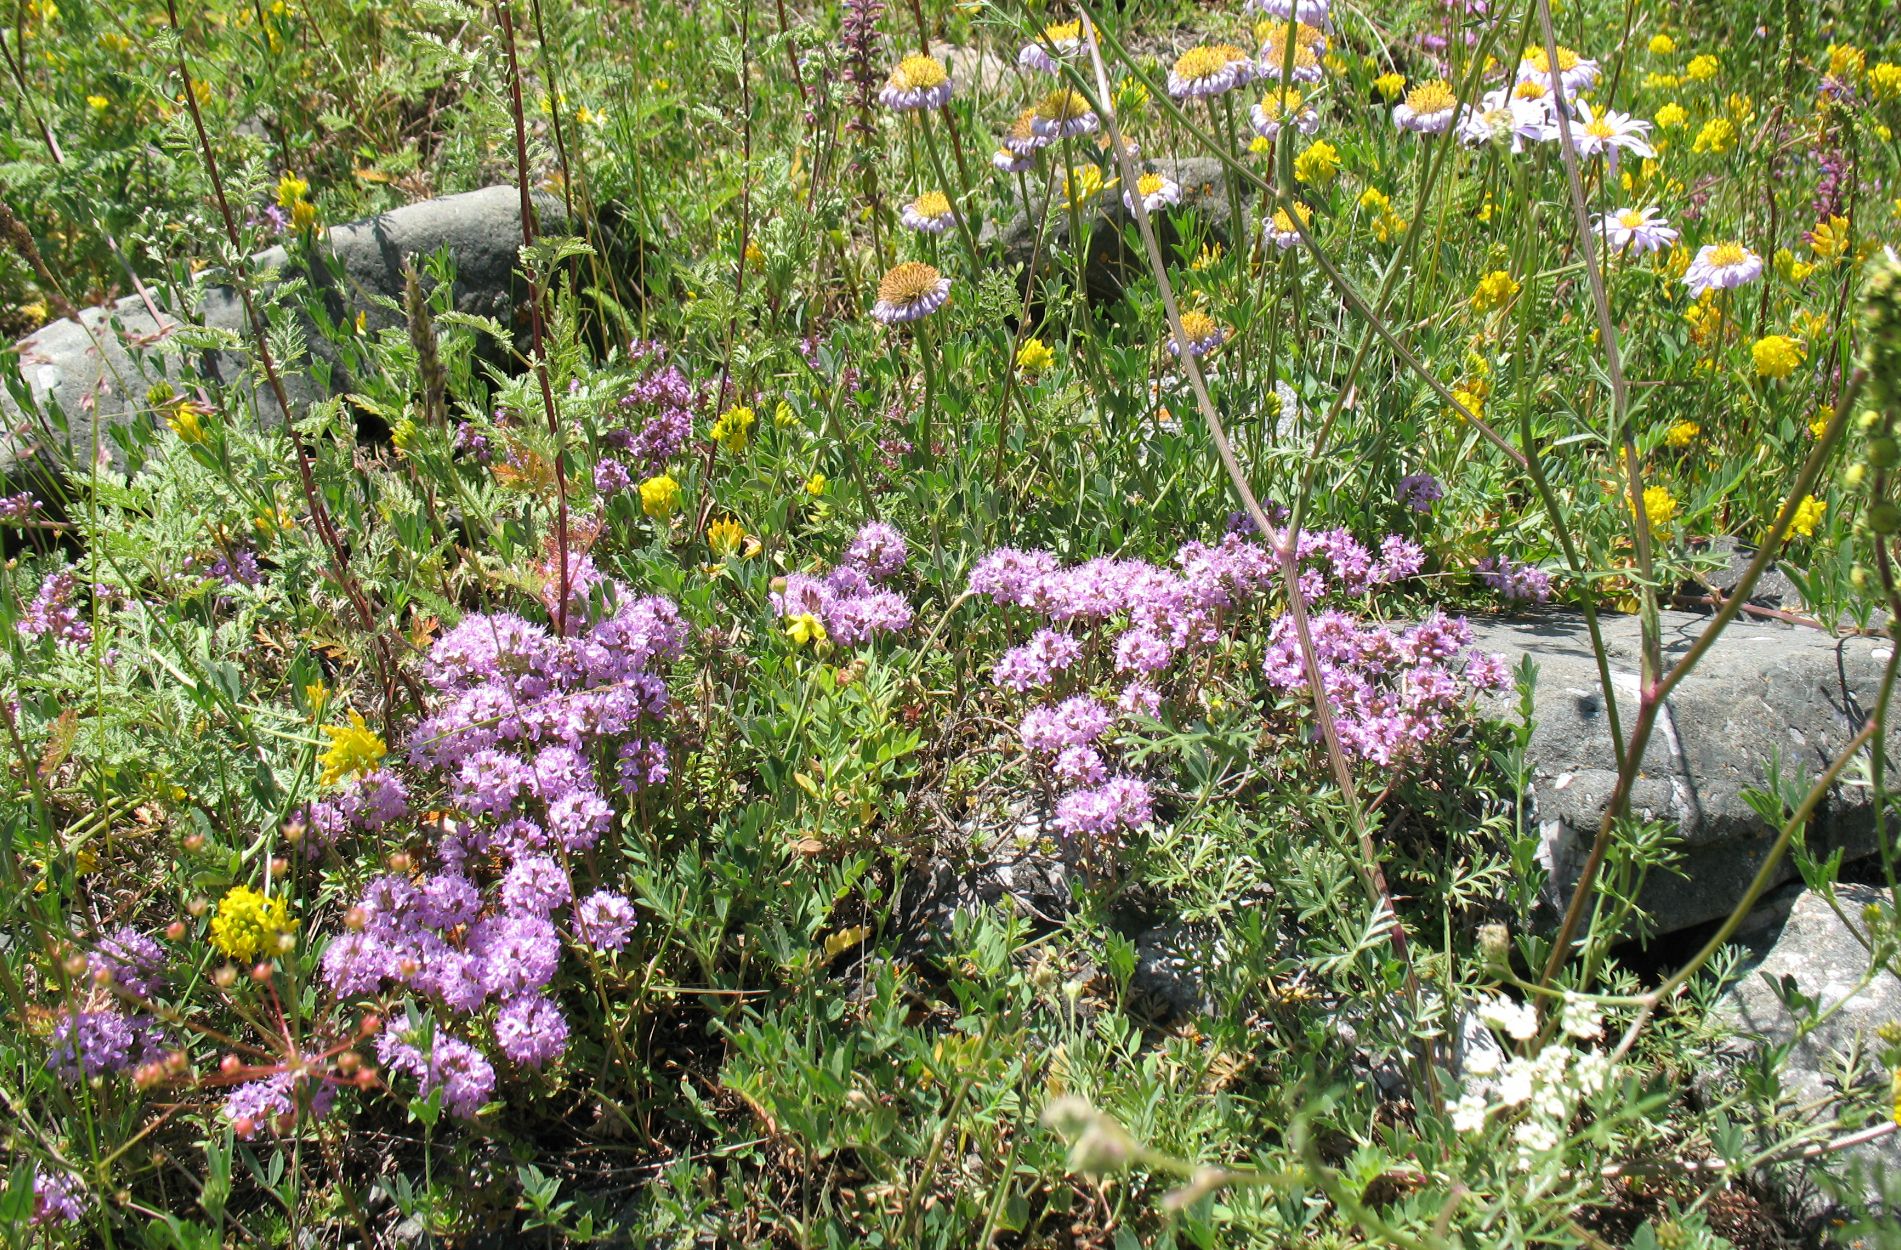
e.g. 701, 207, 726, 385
1457, 87, 1554, 151
1562, 99, 1655, 171
1122, 171, 1181, 214
1595, 206, 1677, 255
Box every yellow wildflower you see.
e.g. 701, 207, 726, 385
166, 401, 211, 444
86, 93, 108, 111
1643, 72, 1681, 91
1665, 420, 1700, 447
304, 681, 330, 716
784, 613, 827, 647
639, 473, 681, 519
1752, 335, 1803, 379
708, 517, 744, 555
1791, 309, 1830, 340
803, 472, 827, 496
1809, 216, 1851, 260
1640, 485, 1678, 535
275, 173, 310, 211
1655, 101, 1688, 129
1790, 495, 1827, 538
1061, 164, 1113, 210
1827, 44, 1865, 82
1775, 247, 1817, 283
711, 404, 756, 454
1293, 140, 1339, 186
1016, 337, 1055, 373
1692, 117, 1735, 154
210, 885, 296, 962
319, 710, 386, 786
1190, 243, 1224, 271
1373, 72, 1406, 100
1686, 54, 1719, 81
774, 400, 797, 427
1470, 270, 1520, 313
1871, 63, 1901, 103
1648, 33, 1676, 56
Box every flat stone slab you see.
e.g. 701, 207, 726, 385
1469, 609, 1893, 935
1711, 883, 1901, 1230
1, 185, 569, 496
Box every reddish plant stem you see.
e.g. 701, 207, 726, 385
497, 0, 573, 635
162, 0, 409, 722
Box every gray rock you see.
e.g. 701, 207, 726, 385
1711, 883, 1901, 1230
1, 185, 571, 496
1126, 921, 1223, 1021
935, 41, 1023, 103
1678, 535, 1801, 617
1469, 608, 1894, 934
978, 155, 1252, 302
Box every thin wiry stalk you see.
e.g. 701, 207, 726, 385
1078, 12, 1435, 1099
1534, 0, 1664, 687
496, 0, 573, 634
1538, 370, 1864, 987
161, 0, 408, 722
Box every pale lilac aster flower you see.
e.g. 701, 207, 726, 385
1393, 80, 1460, 134
1168, 45, 1252, 99
1245, 0, 1331, 29
1018, 20, 1083, 74
1516, 44, 1599, 95
1249, 89, 1321, 140
900, 191, 957, 235
879, 54, 954, 111
871, 262, 952, 325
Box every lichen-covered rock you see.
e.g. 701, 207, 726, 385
1710, 883, 1901, 1231
1, 185, 570, 497
1469, 609, 1894, 934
